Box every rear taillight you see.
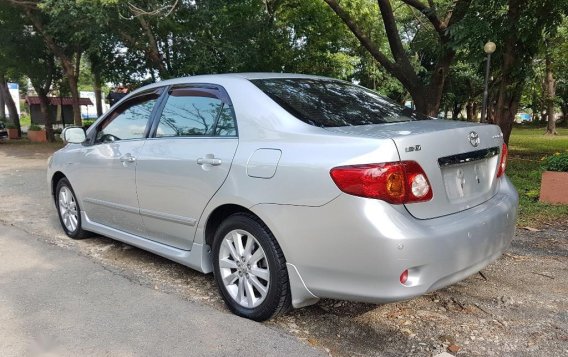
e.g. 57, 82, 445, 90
497, 143, 508, 177
330, 161, 433, 204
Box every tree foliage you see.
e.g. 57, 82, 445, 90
1, 0, 568, 142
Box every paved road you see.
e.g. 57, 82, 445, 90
0, 224, 324, 357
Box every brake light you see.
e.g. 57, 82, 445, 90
497, 143, 508, 177
330, 161, 433, 204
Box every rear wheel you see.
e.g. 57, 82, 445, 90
212, 213, 291, 321
55, 178, 89, 239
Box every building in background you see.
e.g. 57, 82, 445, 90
80, 91, 110, 119
25, 96, 93, 125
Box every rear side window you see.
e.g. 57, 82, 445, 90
251, 78, 429, 127
156, 88, 236, 137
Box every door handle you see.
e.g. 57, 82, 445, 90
120, 154, 136, 163
197, 157, 222, 166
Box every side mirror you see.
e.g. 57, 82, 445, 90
62, 127, 87, 144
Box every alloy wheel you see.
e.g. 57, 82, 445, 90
218, 229, 270, 308
58, 186, 78, 233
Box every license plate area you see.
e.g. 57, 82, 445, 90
438, 147, 499, 202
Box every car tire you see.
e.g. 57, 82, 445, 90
212, 212, 291, 321
55, 178, 89, 239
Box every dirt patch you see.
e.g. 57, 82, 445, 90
1, 143, 566, 356
0, 140, 64, 160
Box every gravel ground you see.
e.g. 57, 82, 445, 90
1, 142, 567, 356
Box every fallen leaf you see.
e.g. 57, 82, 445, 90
307, 338, 319, 346
523, 226, 541, 232
447, 344, 461, 353
400, 328, 413, 335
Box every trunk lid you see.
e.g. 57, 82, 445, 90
325, 120, 505, 219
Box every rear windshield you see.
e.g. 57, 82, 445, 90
251, 78, 429, 127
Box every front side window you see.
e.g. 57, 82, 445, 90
251, 78, 430, 127
95, 93, 159, 143
156, 88, 236, 137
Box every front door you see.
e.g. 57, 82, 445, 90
135, 86, 238, 250
77, 91, 161, 236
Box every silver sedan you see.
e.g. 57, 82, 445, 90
48, 73, 518, 321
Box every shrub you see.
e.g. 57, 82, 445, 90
28, 124, 43, 131
543, 152, 568, 172
19, 113, 31, 126
82, 119, 95, 129
6, 123, 16, 129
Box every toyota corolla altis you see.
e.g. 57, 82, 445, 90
48, 73, 518, 321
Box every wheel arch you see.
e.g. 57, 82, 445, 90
203, 202, 293, 265
51, 171, 67, 198
204, 204, 258, 248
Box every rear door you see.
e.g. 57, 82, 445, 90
135, 85, 238, 250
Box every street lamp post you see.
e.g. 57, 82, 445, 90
481, 41, 496, 123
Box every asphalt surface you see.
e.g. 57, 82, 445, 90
0, 223, 325, 357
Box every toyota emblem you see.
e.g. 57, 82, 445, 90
468, 131, 480, 147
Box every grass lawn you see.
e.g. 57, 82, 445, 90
507, 126, 568, 226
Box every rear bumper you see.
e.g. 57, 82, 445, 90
252, 177, 518, 306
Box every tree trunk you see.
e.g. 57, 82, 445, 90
544, 49, 557, 135
67, 73, 82, 126
0, 84, 5, 120
418, 51, 455, 117
388, 42, 453, 118
37, 90, 55, 142
93, 69, 103, 117
495, 84, 522, 144
411, 81, 447, 117
466, 102, 474, 121
488, 102, 496, 124
473, 102, 479, 122
451, 102, 462, 120
87, 52, 104, 117
561, 102, 568, 127
0, 74, 21, 137
493, 0, 521, 145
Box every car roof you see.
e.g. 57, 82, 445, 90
228, 73, 331, 80
130, 73, 335, 94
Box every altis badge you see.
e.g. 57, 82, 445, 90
405, 145, 422, 153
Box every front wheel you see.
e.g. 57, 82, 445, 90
212, 213, 291, 321
55, 178, 89, 239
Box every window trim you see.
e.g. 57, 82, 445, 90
86, 87, 167, 146
148, 83, 238, 139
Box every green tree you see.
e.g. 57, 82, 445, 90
0, 3, 26, 136
459, 0, 568, 143
323, 0, 472, 116
7, 0, 110, 126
